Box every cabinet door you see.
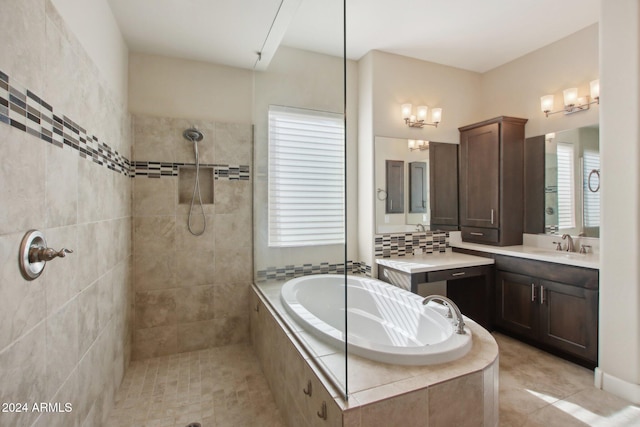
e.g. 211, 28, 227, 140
539, 279, 598, 363
459, 123, 499, 228
429, 142, 459, 228
409, 161, 427, 213
385, 160, 404, 213
495, 271, 539, 338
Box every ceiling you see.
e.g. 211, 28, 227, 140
108, 0, 599, 73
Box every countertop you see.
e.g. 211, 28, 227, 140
375, 250, 494, 274
450, 240, 600, 270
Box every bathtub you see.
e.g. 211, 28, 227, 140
280, 274, 473, 365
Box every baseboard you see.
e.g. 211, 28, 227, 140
595, 367, 640, 404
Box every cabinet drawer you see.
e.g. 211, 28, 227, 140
461, 226, 499, 244
427, 265, 487, 282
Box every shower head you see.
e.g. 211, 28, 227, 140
183, 128, 204, 142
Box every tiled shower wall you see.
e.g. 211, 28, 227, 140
0, 1, 132, 427
132, 114, 253, 360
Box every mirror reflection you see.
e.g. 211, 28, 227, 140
375, 136, 431, 233
544, 125, 600, 237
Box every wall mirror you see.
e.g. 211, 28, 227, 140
376, 136, 458, 233
544, 125, 600, 237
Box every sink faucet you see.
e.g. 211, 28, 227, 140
415, 224, 426, 232
422, 295, 466, 334
561, 234, 575, 252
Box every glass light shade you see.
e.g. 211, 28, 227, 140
590, 79, 600, 100
408, 139, 416, 150
431, 108, 442, 123
540, 95, 554, 112
416, 106, 428, 121
401, 103, 412, 120
410, 115, 416, 123
563, 88, 578, 106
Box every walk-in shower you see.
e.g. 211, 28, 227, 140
183, 127, 206, 236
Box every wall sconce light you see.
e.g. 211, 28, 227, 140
408, 140, 429, 151
401, 104, 442, 128
541, 79, 600, 117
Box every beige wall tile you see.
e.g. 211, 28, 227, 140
175, 214, 215, 252
133, 216, 175, 253
0, 232, 47, 351
0, 0, 46, 94
135, 289, 177, 329
213, 282, 249, 318
78, 281, 100, 358
177, 319, 216, 353
133, 177, 176, 216
428, 371, 483, 427
214, 315, 249, 346
0, 321, 47, 427
214, 212, 252, 249
42, 225, 79, 316
46, 299, 78, 398
360, 389, 429, 427
0, 127, 47, 235
133, 325, 178, 360
214, 180, 252, 215
214, 123, 252, 165
134, 251, 176, 291
32, 370, 78, 427
176, 285, 215, 322
174, 249, 215, 288
214, 246, 253, 284
45, 144, 79, 227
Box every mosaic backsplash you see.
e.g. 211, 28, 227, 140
375, 231, 449, 257
132, 161, 250, 180
0, 69, 131, 175
0, 69, 252, 182
256, 260, 371, 282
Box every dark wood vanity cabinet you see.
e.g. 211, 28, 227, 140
494, 255, 599, 367
429, 142, 459, 230
458, 116, 528, 245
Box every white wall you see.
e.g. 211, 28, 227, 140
370, 50, 483, 143
597, 0, 640, 402
481, 24, 599, 138
128, 53, 253, 123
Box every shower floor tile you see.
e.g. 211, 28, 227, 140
105, 343, 284, 427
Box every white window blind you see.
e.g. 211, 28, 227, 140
583, 149, 600, 227
556, 142, 575, 229
268, 105, 345, 247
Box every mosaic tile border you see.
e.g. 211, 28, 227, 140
0, 69, 131, 176
255, 260, 371, 282
132, 161, 250, 180
375, 231, 449, 258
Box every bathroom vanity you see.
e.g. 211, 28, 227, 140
376, 251, 495, 329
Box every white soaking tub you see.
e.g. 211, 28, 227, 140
280, 274, 472, 365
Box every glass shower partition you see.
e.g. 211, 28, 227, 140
252, 0, 349, 399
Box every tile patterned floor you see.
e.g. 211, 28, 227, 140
104, 343, 284, 427
106, 335, 640, 427
495, 333, 640, 426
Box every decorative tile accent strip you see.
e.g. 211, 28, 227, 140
255, 260, 370, 282
132, 161, 251, 180
374, 231, 449, 258
0, 69, 131, 176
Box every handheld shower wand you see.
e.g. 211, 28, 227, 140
183, 127, 206, 236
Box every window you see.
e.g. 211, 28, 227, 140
556, 142, 575, 229
268, 105, 345, 247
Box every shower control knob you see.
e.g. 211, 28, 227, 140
30, 247, 73, 262
19, 230, 74, 280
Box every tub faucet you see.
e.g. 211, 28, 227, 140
415, 224, 426, 232
422, 295, 466, 335
561, 234, 575, 252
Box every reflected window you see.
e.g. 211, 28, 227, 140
556, 142, 575, 229
268, 105, 345, 247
